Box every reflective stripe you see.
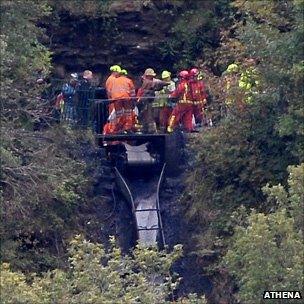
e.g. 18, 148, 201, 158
193, 100, 206, 105
168, 115, 176, 128
178, 100, 193, 104
183, 83, 189, 102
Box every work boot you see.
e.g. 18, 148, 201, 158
167, 126, 173, 133
147, 122, 157, 133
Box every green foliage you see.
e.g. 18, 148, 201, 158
49, 0, 114, 17
185, 0, 303, 249
232, 0, 304, 160
263, 163, 304, 232
0, 236, 207, 303
185, 102, 296, 245
183, 2, 303, 300
0, 0, 114, 274
157, 0, 231, 70
48, 0, 120, 45
0, 263, 49, 304
1, 0, 52, 82
0, 126, 111, 273
223, 164, 304, 304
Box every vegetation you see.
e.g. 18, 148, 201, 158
1, 236, 206, 304
224, 164, 304, 303
1, 0, 303, 303
157, 0, 232, 70
182, 0, 304, 301
0, 0, 113, 273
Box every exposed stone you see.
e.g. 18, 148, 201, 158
42, 1, 189, 77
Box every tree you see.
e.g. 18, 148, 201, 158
1, 236, 207, 304
223, 164, 304, 304
182, 1, 303, 300
0, 0, 111, 273
184, 0, 304, 249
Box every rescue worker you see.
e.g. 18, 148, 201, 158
77, 70, 94, 126
153, 70, 176, 132
189, 68, 207, 128
120, 68, 141, 131
109, 67, 136, 133
223, 63, 242, 112
103, 65, 122, 134
224, 59, 260, 112
119, 68, 137, 132
105, 65, 121, 114
238, 58, 260, 105
137, 68, 169, 133
167, 70, 194, 133
61, 75, 78, 123
121, 69, 128, 76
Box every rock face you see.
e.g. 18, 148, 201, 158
43, 0, 182, 78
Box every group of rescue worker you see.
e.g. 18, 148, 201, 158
56, 69, 97, 125
223, 58, 260, 111
103, 65, 208, 134
55, 57, 260, 134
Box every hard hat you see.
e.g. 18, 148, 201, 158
226, 63, 239, 73
144, 68, 156, 77
110, 65, 122, 72
121, 69, 128, 75
161, 70, 171, 79
83, 70, 93, 79
178, 70, 189, 79
189, 68, 199, 77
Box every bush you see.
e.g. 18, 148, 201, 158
1, 236, 207, 304
223, 164, 304, 303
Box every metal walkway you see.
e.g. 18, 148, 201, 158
114, 164, 166, 247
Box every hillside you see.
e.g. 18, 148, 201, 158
1, 1, 303, 303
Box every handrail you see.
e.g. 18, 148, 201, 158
156, 163, 166, 246
114, 167, 139, 239
114, 165, 167, 247
94, 95, 175, 104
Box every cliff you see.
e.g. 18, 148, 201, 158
42, 0, 224, 77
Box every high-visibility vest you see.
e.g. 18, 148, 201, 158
153, 81, 175, 107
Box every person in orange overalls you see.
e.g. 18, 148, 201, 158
105, 65, 121, 114
110, 69, 136, 133
103, 65, 122, 134
189, 68, 207, 127
119, 69, 137, 132
167, 70, 194, 133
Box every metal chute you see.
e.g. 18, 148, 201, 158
123, 143, 157, 166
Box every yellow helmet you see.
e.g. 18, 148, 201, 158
121, 69, 128, 75
226, 63, 239, 73
110, 65, 121, 72
161, 70, 171, 79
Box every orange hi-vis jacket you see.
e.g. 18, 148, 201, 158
110, 76, 135, 100
105, 74, 117, 99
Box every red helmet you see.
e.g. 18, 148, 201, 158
189, 68, 199, 77
179, 70, 189, 79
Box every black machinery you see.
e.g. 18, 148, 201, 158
93, 99, 183, 248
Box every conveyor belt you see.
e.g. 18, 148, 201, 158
114, 164, 166, 247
